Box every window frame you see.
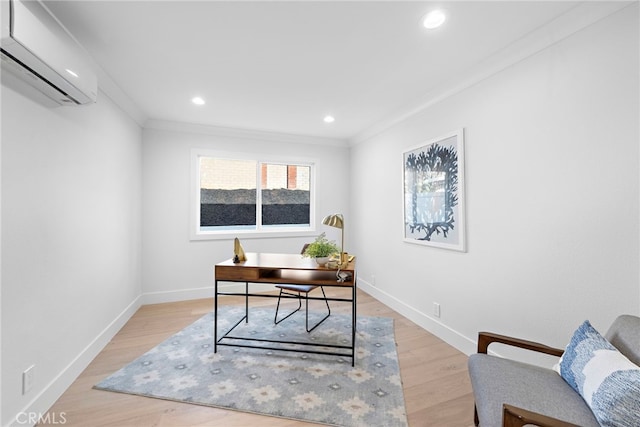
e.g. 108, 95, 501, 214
190, 149, 317, 241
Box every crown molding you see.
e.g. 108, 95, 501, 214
349, 1, 635, 146
144, 118, 349, 147
79, 50, 146, 126
96, 72, 146, 127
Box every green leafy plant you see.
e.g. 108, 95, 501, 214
303, 233, 339, 258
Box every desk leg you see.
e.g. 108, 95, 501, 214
352, 279, 357, 367
214, 279, 218, 353
245, 281, 249, 323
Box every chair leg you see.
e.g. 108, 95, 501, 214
305, 286, 331, 333
274, 289, 302, 325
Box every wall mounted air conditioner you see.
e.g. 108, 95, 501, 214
1, 0, 97, 105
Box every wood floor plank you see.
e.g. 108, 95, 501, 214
45, 290, 475, 426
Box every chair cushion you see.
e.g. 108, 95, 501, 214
468, 353, 599, 427
275, 284, 318, 293
555, 320, 640, 427
605, 315, 640, 366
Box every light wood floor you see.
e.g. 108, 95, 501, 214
46, 290, 475, 426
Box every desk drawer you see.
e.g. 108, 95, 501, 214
215, 266, 259, 281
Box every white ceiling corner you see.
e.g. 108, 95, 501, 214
349, 1, 635, 145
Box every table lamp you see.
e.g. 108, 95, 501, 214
322, 213, 347, 264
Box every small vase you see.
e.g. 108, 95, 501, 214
315, 256, 330, 266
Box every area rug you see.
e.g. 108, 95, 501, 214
94, 306, 408, 427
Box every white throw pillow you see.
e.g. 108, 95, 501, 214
555, 320, 640, 427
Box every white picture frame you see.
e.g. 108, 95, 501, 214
402, 129, 466, 252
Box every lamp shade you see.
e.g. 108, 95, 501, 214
322, 213, 345, 263
321, 214, 344, 229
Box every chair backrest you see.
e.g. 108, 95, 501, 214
605, 315, 640, 366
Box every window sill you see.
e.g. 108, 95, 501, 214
190, 228, 318, 241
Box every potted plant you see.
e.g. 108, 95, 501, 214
303, 233, 339, 266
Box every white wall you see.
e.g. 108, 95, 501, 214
1, 4, 636, 425
351, 5, 639, 357
1, 87, 142, 426
141, 124, 350, 303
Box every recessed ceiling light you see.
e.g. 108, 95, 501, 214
65, 68, 79, 78
323, 115, 335, 123
192, 96, 205, 106
422, 10, 446, 29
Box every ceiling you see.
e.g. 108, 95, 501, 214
43, 1, 615, 143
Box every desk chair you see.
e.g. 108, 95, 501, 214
273, 245, 331, 332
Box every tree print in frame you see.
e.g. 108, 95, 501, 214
403, 129, 465, 251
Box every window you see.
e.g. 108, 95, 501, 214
192, 152, 315, 239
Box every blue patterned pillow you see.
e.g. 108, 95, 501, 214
555, 320, 640, 427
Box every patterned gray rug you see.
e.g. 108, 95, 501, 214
94, 306, 408, 427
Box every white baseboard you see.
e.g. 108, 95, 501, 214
140, 283, 279, 305
142, 282, 478, 355
6, 296, 142, 427
140, 286, 214, 305
6, 281, 476, 427
357, 279, 476, 356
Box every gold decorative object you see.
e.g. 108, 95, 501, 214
233, 238, 246, 263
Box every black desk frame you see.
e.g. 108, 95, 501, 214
214, 253, 357, 366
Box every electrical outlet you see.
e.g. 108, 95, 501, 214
433, 302, 441, 318
23, 365, 35, 395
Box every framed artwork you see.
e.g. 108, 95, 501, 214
402, 129, 465, 251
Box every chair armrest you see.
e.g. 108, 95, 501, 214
503, 404, 581, 427
478, 332, 564, 357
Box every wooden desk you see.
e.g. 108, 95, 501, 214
214, 253, 357, 365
